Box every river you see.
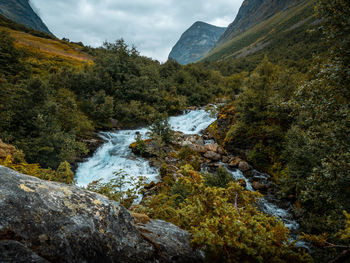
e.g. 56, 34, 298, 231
75, 109, 306, 246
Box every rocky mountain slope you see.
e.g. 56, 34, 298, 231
0, 166, 203, 263
0, 0, 51, 34
217, 0, 297, 45
203, 0, 322, 65
169, 21, 226, 65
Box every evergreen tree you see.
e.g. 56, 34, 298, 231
283, 0, 350, 237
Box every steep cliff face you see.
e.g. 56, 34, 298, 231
0, 0, 51, 34
0, 166, 203, 263
169, 21, 226, 65
217, 0, 297, 45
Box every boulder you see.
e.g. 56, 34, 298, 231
0, 166, 203, 263
222, 156, 230, 163
183, 135, 204, 146
0, 240, 49, 263
205, 143, 219, 153
204, 151, 221, 161
252, 181, 267, 191
190, 144, 207, 153
238, 161, 251, 172
217, 146, 226, 155
228, 157, 242, 168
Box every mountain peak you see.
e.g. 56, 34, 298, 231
169, 21, 226, 65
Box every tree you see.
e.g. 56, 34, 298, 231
56, 161, 74, 184
282, 0, 350, 252
224, 56, 298, 173
149, 114, 174, 144
0, 31, 24, 78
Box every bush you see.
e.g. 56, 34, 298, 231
203, 166, 233, 188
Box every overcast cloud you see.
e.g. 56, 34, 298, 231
30, 0, 243, 62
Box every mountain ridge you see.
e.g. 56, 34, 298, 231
217, 0, 298, 46
202, 0, 322, 67
168, 21, 226, 65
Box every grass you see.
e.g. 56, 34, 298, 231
0, 13, 93, 72
203, 0, 316, 62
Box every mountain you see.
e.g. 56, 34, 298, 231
217, 0, 297, 45
203, 0, 324, 68
0, 0, 52, 35
169, 21, 226, 65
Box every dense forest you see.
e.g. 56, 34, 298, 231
0, 0, 349, 262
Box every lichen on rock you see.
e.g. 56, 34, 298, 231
0, 165, 203, 263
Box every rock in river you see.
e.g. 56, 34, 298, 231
204, 151, 221, 161
0, 165, 203, 263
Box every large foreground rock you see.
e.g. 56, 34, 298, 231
0, 166, 203, 263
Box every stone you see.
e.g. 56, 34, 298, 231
238, 161, 251, 172
0, 240, 49, 263
217, 146, 226, 155
205, 143, 219, 153
204, 151, 221, 161
222, 156, 230, 163
252, 181, 267, 191
228, 157, 242, 168
190, 144, 207, 153
0, 166, 203, 263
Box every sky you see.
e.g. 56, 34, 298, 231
30, 0, 243, 62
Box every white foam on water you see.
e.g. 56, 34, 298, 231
75, 110, 216, 188
169, 109, 216, 134
76, 108, 305, 246
224, 166, 300, 232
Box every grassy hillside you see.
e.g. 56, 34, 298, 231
0, 14, 92, 73
203, 0, 326, 72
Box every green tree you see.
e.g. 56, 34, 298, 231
225, 56, 298, 173
56, 161, 74, 184
149, 114, 174, 144
281, 2, 350, 260
0, 31, 24, 78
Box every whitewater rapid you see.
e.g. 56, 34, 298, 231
75, 108, 305, 244
75, 109, 216, 188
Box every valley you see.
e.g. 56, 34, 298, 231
0, 0, 349, 262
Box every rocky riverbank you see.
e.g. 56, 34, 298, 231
129, 126, 299, 230
130, 130, 274, 195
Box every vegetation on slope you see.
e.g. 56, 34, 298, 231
0, 19, 239, 169
0, 0, 349, 262
203, 1, 350, 261
203, 0, 328, 75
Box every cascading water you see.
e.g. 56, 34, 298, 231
225, 167, 299, 230
225, 167, 309, 248
76, 108, 306, 247
75, 109, 216, 188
